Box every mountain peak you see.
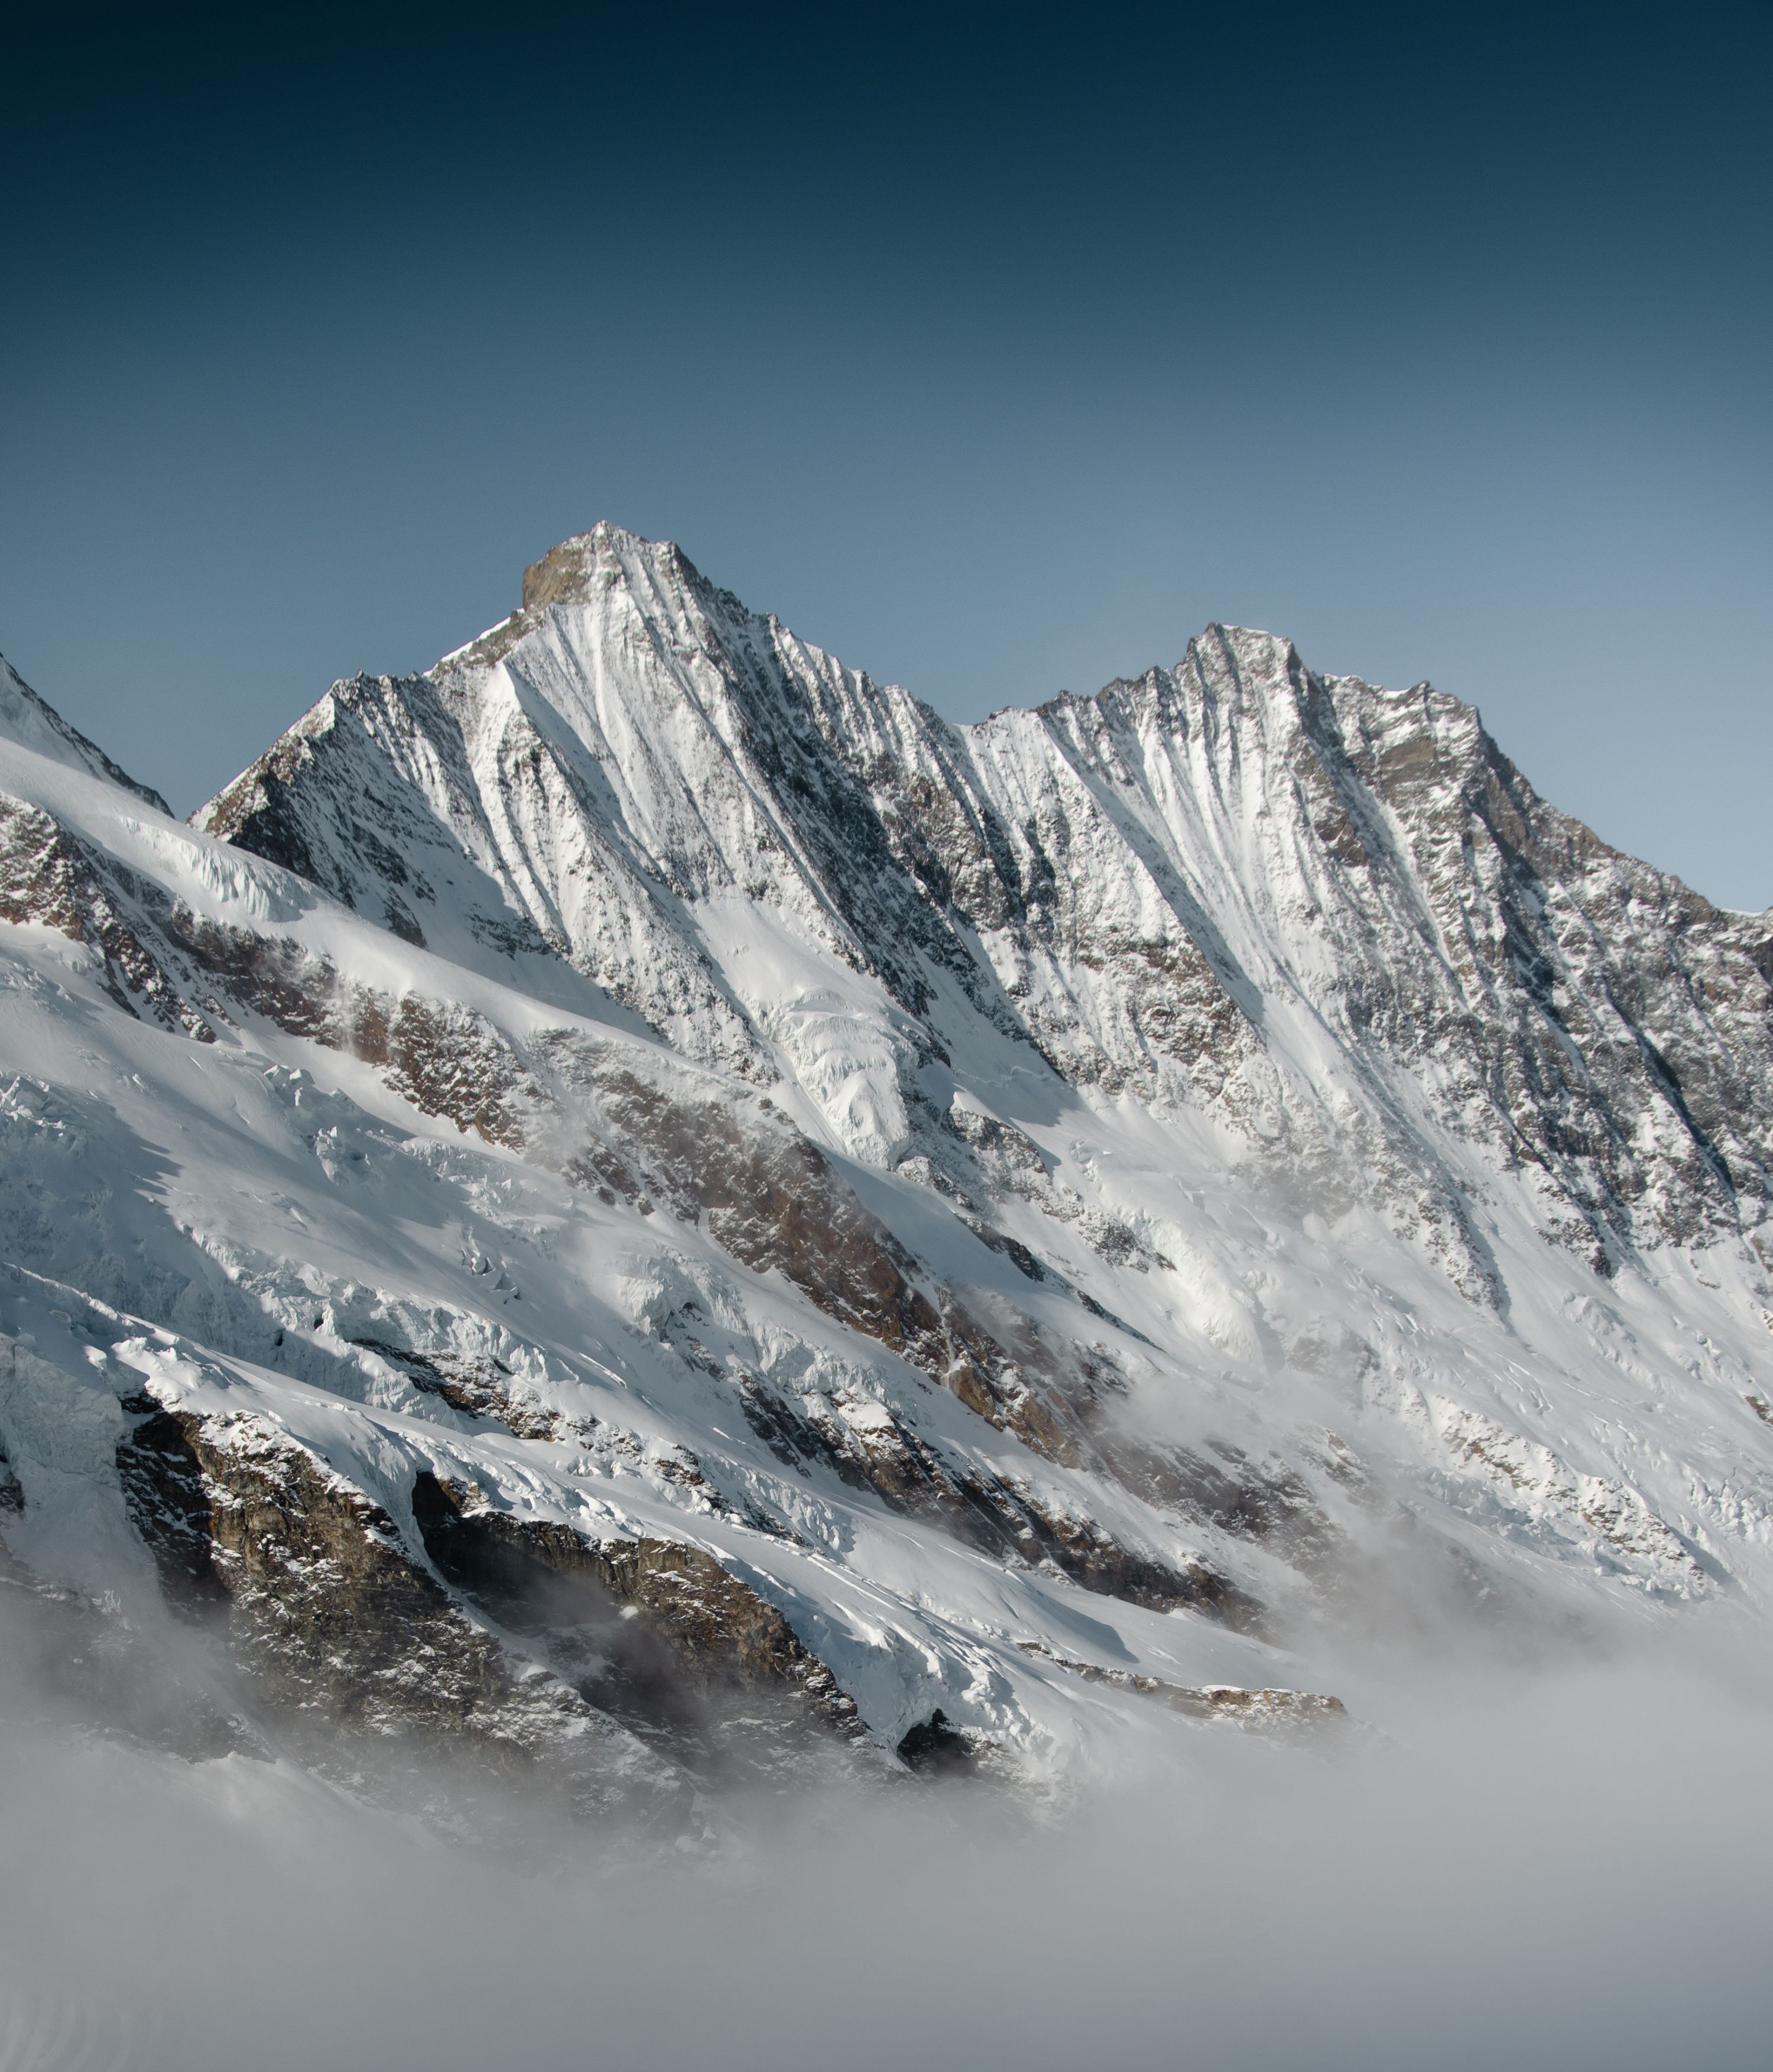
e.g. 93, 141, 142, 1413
520, 523, 692, 612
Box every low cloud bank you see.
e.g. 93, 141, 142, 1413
2, 1611, 1769, 2072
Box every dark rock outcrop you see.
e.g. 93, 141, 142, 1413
114, 1394, 678, 1814
408, 1470, 865, 1775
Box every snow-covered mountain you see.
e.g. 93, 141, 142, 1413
4, 525, 1770, 1815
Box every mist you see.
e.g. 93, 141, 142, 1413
4, 1597, 1769, 2072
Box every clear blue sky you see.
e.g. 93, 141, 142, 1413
3, 2, 1769, 907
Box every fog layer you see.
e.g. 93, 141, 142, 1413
3, 1619, 1769, 2072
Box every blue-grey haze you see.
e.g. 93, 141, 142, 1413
2, 2, 1768, 905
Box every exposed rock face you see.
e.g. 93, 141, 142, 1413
2, 529, 1771, 1809
410, 1471, 863, 1765
114, 1399, 657, 1787
106, 1387, 832, 1816
1018, 1644, 1346, 1729
0, 793, 217, 1038
895, 1708, 985, 1776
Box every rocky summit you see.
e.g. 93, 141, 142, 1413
2, 524, 1769, 1815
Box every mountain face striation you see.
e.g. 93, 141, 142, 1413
3, 524, 1770, 1814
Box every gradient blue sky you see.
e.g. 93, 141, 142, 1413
3, 2, 1769, 905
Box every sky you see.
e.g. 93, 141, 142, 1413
2, 1, 1769, 906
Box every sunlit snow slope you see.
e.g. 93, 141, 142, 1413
2, 529, 1770, 1807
